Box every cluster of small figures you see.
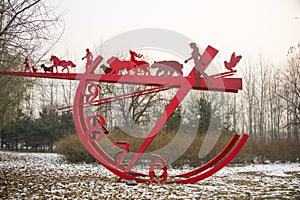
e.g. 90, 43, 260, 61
100, 50, 184, 76
23, 49, 185, 76
97, 44, 242, 78
23, 44, 242, 79
98, 46, 242, 80
23, 55, 76, 74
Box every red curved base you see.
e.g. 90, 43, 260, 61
0, 51, 248, 184
173, 133, 248, 184
175, 134, 241, 178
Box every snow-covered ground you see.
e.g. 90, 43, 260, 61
0, 151, 299, 199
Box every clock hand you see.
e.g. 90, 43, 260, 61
57, 86, 169, 112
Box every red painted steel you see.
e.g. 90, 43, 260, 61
122, 46, 219, 174
0, 44, 248, 184
175, 134, 240, 178
0, 71, 242, 93
58, 86, 169, 112
174, 134, 249, 184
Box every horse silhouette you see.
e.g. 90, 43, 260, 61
107, 56, 137, 75
50, 55, 76, 73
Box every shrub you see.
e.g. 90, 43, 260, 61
54, 133, 95, 163
55, 130, 300, 166
108, 130, 234, 167
235, 138, 300, 163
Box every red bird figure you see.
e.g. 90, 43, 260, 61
224, 52, 242, 72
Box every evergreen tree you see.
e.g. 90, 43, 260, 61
164, 105, 182, 132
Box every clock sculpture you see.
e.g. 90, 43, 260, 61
0, 33, 248, 184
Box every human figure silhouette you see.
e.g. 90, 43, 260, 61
185, 43, 211, 87
82, 48, 93, 69
23, 57, 31, 72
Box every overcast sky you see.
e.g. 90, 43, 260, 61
48, 0, 300, 67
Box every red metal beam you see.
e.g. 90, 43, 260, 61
0, 71, 242, 93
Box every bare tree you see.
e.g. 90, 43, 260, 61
240, 58, 258, 139
0, 0, 64, 146
60, 80, 77, 107
0, 0, 64, 65
278, 44, 300, 140
101, 83, 166, 133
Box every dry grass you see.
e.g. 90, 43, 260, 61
55, 131, 300, 165
236, 138, 300, 163
54, 133, 95, 163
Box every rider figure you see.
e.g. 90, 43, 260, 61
185, 43, 211, 87
82, 48, 93, 70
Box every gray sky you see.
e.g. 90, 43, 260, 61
49, 0, 300, 67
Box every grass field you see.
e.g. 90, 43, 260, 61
1, 151, 299, 199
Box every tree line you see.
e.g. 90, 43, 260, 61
0, 0, 299, 154
0, 0, 65, 151
235, 46, 299, 142
0, 109, 74, 151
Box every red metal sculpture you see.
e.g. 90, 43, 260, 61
224, 52, 242, 72
0, 43, 248, 184
41, 64, 54, 73
151, 60, 183, 76
107, 56, 137, 75
31, 66, 38, 73
50, 55, 76, 73
82, 48, 93, 70
23, 57, 31, 72
129, 50, 150, 75
185, 42, 211, 86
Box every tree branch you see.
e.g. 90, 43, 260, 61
0, 0, 41, 37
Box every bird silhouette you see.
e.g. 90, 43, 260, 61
224, 52, 242, 72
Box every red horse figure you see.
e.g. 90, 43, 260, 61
129, 50, 150, 75
50, 55, 76, 73
107, 56, 137, 74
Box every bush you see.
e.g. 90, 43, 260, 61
235, 138, 300, 163
55, 131, 300, 166
107, 130, 235, 167
54, 133, 95, 163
